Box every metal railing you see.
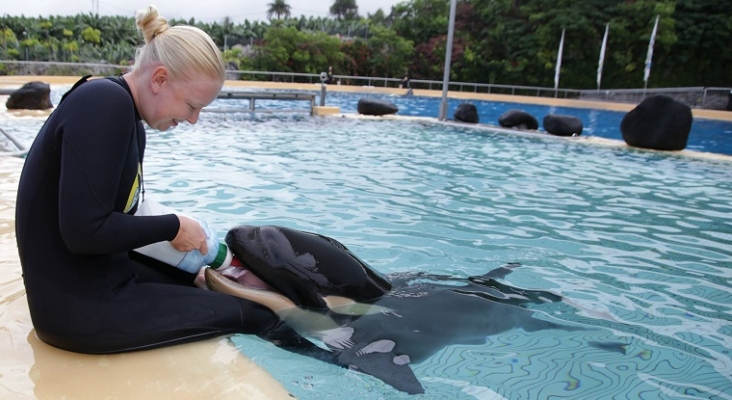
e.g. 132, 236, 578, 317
0, 60, 129, 77
210, 90, 316, 114
579, 87, 732, 110
225, 68, 585, 99
2, 61, 731, 110
0, 126, 29, 157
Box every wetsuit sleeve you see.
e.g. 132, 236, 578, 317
57, 81, 179, 254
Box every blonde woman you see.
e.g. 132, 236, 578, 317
15, 6, 281, 353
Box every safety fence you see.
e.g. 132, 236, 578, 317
578, 87, 732, 110
0, 126, 29, 157
1, 61, 731, 110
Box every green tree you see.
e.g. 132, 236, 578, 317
367, 9, 389, 26
654, 0, 732, 87
80, 26, 101, 45
0, 2, 730, 87
330, 0, 359, 21
267, 0, 292, 20
391, 0, 449, 46
255, 26, 342, 75
1, 27, 20, 59
62, 40, 79, 62
364, 25, 413, 78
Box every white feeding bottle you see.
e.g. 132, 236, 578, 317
133, 199, 233, 273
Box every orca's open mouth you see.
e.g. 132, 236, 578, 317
217, 258, 272, 291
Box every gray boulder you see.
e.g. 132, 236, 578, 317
543, 114, 583, 136
454, 103, 479, 123
6, 81, 53, 110
357, 98, 398, 116
620, 95, 693, 151
498, 109, 539, 130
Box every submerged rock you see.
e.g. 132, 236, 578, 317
357, 98, 398, 116
6, 81, 53, 110
543, 114, 583, 136
498, 109, 539, 130
454, 103, 479, 124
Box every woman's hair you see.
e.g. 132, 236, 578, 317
133, 5, 224, 82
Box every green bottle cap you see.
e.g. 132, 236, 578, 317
209, 243, 232, 269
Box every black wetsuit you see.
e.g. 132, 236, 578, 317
15, 76, 279, 353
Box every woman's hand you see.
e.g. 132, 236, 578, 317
170, 215, 209, 255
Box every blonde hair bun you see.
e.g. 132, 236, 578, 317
135, 5, 170, 44
132, 5, 225, 82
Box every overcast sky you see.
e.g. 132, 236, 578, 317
3, 0, 402, 23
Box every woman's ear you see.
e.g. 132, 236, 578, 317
150, 66, 168, 94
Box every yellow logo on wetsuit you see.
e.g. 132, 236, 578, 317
124, 163, 142, 213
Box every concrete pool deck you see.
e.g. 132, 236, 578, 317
1, 75, 731, 400
0, 76, 298, 400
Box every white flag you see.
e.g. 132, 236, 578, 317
597, 24, 609, 90
644, 15, 660, 84
554, 29, 565, 90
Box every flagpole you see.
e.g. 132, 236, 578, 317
597, 23, 609, 92
438, 0, 457, 121
554, 29, 565, 98
644, 15, 660, 94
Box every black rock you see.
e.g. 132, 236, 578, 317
357, 98, 398, 116
498, 109, 538, 130
6, 81, 53, 110
454, 103, 479, 123
543, 114, 583, 136
620, 95, 693, 151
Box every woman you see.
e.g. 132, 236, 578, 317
15, 6, 280, 353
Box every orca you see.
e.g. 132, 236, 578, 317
208, 225, 583, 395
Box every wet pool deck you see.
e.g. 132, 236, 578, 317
1, 76, 731, 400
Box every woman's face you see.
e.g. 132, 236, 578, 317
143, 67, 222, 131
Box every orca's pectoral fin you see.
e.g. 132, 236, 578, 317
479, 262, 523, 280
467, 274, 563, 306
323, 295, 393, 316
588, 341, 630, 355
337, 341, 424, 395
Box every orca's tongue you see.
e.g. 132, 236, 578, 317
218, 259, 272, 290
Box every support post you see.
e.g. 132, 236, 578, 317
438, 0, 457, 121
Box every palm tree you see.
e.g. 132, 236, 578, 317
266, 0, 292, 20
330, 0, 358, 21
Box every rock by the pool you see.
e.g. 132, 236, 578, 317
498, 109, 539, 130
543, 114, 583, 136
6, 81, 53, 110
454, 103, 479, 123
620, 95, 692, 151
357, 98, 398, 116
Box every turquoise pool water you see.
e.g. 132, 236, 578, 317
144, 113, 731, 399
3, 88, 732, 399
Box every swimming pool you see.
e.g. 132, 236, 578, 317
4, 87, 732, 399
140, 111, 730, 399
